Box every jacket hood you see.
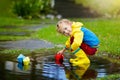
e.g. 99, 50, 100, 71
71, 22, 83, 36
72, 22, 83, 28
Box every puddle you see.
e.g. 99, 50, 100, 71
0, 53, 120, 80
0, 39, 54, 50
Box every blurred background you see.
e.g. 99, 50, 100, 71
1, 0, 120, 19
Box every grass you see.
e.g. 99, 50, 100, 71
0, 35, 30, 41
0, 17, 58, 41
34, 18, 120, 55
97, 74, 120, 80
0, 17, 41, 27
0, 17, 39, 41
32, 24, 68, 44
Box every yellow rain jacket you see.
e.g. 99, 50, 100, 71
65, 22, 83, 52
65, 22, 99, 53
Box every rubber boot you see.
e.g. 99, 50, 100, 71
70, 49, 90, 66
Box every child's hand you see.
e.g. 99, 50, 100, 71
57, 48, 66, 54
57, 50, 64, 54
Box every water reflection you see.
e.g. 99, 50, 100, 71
64, 63, 90, 80
42, 62, 67, 80
0, 54, 120, 80
0, 58, 90, 80
17, 63, 30, 71
0, 59, 6, 80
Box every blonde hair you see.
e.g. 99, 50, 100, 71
56, 19, 72, 33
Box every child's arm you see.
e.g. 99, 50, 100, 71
71, 31, 83, 51
57, 37, 70, 54
57, 48, 66, 54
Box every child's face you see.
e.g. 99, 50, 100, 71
60, 23, 72, 36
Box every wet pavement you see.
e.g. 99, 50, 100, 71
0, 53, 120, 80
22, 24, 49, 31
0, 31, 30, 36
0, 39, 54, 50
0, 24, 55, 51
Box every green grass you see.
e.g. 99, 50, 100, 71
97, 74, 120, 80
32, 24, 68, 44
0, 17, 41, 27
34, 18, 120, 55
0, 35, 30, 41
82, 18, 120, 55
0, 18, 40, 41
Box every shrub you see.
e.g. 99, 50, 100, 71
12, 0, 54, 19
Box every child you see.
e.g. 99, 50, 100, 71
56, 19, 100, 66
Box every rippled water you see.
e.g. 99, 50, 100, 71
0, 54, 120, 80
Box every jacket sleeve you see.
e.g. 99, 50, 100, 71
71, 31, 83, 51
65, 37, 70, 49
